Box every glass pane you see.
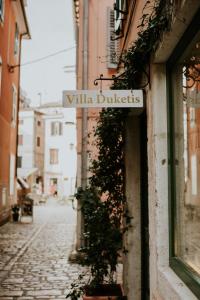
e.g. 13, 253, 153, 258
173, 30, 200, 274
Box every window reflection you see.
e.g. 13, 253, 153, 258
174, 31, 200, 274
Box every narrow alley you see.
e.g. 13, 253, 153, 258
0, 201, 83, 299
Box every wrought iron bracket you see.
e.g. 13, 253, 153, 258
7, 64, 19, 73
94, 67, 150, 90
94, 73, 126, 92
111, 33, 124, 41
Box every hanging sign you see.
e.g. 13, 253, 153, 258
62, 90, 143, 108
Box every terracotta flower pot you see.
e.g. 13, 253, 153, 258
12, 213, 19, 222
83, 284, 125, 300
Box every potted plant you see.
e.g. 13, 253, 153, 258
66, 108, 130, 300
66, 188, 125, 300
11, 204, 20, 222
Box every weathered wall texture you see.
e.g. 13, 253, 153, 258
124, 114, 141, 300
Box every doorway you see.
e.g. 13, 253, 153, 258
140, 111, 149, 299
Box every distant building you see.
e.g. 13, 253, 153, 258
39, 103, 76, 199
17, 108, 45, 193
0, 0, 30, 225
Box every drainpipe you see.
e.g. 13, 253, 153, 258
78, 0, 89, 249
82, 0, 88, 188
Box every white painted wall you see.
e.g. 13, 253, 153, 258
42, 106, 76, 198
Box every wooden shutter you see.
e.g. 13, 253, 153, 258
107, 7, 118, 69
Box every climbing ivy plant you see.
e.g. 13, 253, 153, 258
66, 0, 173, 298
112, 0, 173, 90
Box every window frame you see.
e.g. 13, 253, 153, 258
49, 148, 59, 165
14, 23, 19, 56
37, 136, 40, 147
17, 156, 22, 168
51, 121, 63, 136
18, 134, 23, 145
114, 0, 127, 36
11, 84, 17, 127
167, 7, 200, 298
0, 0, 5, 24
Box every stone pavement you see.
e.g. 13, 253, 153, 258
0, 200, 85, 300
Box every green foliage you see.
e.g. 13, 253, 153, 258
112, 0, 173, 90
66, 108, 129, 299
76, 186, 123, 286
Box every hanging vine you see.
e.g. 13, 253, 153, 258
66, 0, 173, 298
112, 0, 173, 89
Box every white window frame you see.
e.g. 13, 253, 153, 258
11, 84, 17, 127
114, 0, 126, 35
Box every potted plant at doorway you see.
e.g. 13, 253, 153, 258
66, 108, 130, 300
66, 187, 126, 300
11, 204, 20, 222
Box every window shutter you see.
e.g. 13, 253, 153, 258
59, 122, 63, 135
107, 8, 118, 69
51, 122, 53, 135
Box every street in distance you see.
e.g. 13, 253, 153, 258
62, 90, 143, 108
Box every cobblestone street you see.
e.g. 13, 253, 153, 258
0, 201, 83, 300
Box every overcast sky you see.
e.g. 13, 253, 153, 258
21, 0, 76, 106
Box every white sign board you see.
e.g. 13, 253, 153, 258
63, 90, 143, 108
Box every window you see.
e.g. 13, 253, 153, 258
114, 0, 127, 36
50, 149, 58, 164
0, 0, 4, 22
18, 135, 23, 145
168, 19, 200, 297
10, 155, 15, 195
69, 143, 74, 150
37, 120, 41, 126
51, 121, 63, 136
14, 23, 19, 55
11, 85, 17, 126
19, 119, 23, 125
37, 136, 40, 147
17, 156, 22, 168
